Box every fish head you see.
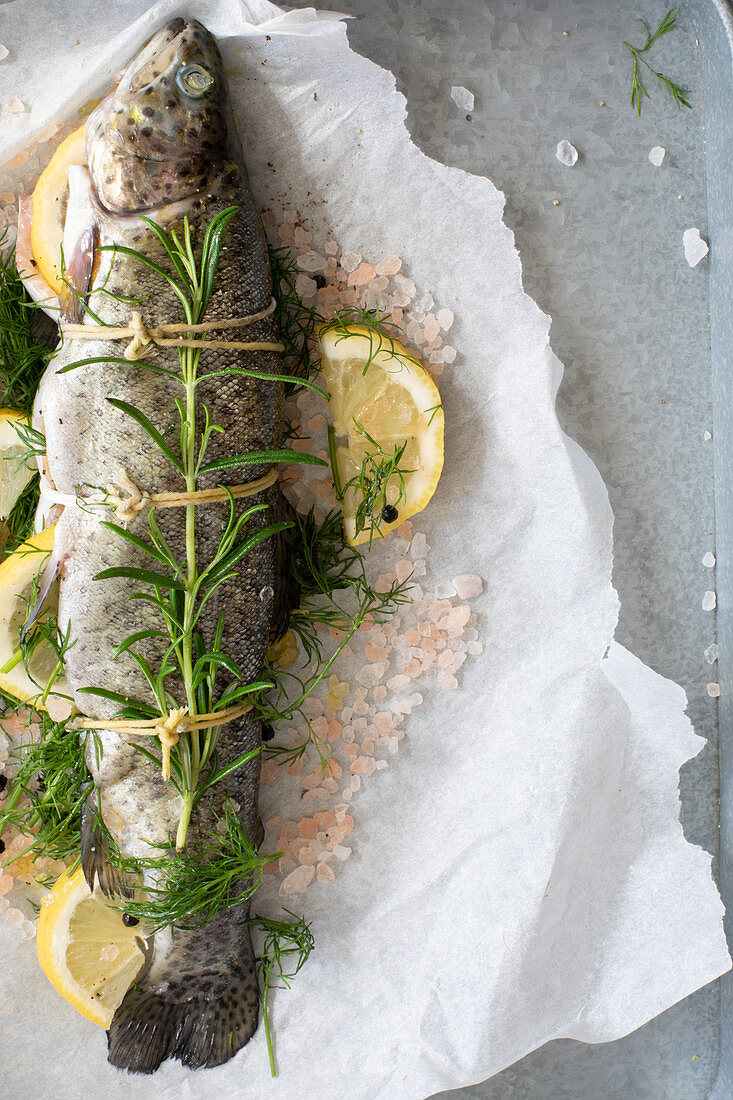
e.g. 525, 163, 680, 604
86, 19, 238, 213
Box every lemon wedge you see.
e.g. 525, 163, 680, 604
0, 408, 36, 521
0, 524, 73, 720
318, 323, 444, 545
37, 866, 146, 1028
30, 125, 87, 295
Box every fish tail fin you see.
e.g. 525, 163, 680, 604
107, 931, 259, 1073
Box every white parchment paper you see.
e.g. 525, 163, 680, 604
0, 2, 729, 1097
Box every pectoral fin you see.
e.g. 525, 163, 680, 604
80, 798, 134, 899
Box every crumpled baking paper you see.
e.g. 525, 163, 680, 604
0, 2, 729, 1097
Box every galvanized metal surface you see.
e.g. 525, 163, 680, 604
286, 0, 726, 1095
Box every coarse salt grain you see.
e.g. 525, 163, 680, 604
423, 313, 440, 342
340, 249, 362, 273
295, 273, 317, 298
279, 866, 315, 897
703, 590, 716, 611
297, 250, 327, 274
0, 874, 13, 895
452, 573, 483, 598
324, 240, 338, 255
708, 683, 721, 698
293, 226, 312, 248
4, 907, 24, 926
442, 345, 457, 364
705, 643, 719, 664
3, 97, 26, 114
703, 552, 716, 568
683, 228, 709, 268
436, 308, 454, 332
347, 262, 376, 287
451, 86, 475, 111
332, 845, 352, 861
648, 146, 666, 167
375, 254, 402, 275
0, 45, 9, 63
316, 862, 336, 884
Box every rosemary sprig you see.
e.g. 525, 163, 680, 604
625, 7, 692, 115
251, 910, 314, 1077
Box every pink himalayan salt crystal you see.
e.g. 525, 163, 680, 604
442, 346, 457, 364
397, 520, 413, 539
423, 313, 441, 342
374, 573, 396, 594
278, 223, 295, 243
297, 846, 319, 867
395, 559, 413, 584
297, 250, 327, 274
388, 737, 399, 754
350, 756, 376, 776
283, 210, 298, 224
4, 97, 26, 114
340, 250, 362, 272
308, 413, 326, 432
411, 532, 430, 558
453, 574, 484, 599
317, 862, 336, 884
373, 685, 387, 701
21, 921, 37, 941
0, 874, 13, 895
347, 262, 376, 288
332, 845, 352, 861
446, 605, 471, 629
318, 284, 341, 308
314, 811, 336, 829
404, 627, 421, 645
295, 273, 317, 298
0, 190, 14, 205
298, 818, 319, 839
5, 907, 24, 926
365, 644, 388, 662
324, 240, 339, 255
387, 673, 411, 692
437, 308, 454, 332
100, 943, 121, 963
326, 723, 343, 746
294, 226, 312, 248
322, 777, 339, 793
375, 712, 393, 735
375, 254, 402, 275
403, 659, 422, 678
442, 674, 459, 691
280, 866, 315, 897
390, 307, 404, 325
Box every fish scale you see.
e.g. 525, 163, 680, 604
33, 19, 286, 1072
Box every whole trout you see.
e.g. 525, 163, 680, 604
34, 20, 285, 1072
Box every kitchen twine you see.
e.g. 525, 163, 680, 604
59, 296, 283, 361
75, 703, 254, 780
57, 299, 282, 776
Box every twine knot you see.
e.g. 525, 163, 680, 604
106, 470, 152, 524
123, 312, 155, 361
155, 706, 190, 779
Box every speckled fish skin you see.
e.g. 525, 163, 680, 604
34, 20, 284, 1073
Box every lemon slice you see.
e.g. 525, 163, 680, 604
0, 524, 73, 720
37, 866, 146, 1028
0, 408, 36, 520
30, 126, 87, 295
318, 323, 444, 545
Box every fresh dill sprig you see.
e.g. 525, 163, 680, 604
0, 711, 92, 868
109, 804, 281, 932
340, 422, 412, 545
0, 232, 55, 413
251, 909, 314, 1077
319, 307, 422, 377
625, 7, 692, 115
268, 244, 320, 394
4, 477, 40, 554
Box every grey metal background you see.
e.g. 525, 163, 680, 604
285, 0, 729, 1096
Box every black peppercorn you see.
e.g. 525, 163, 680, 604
261, 723, 275, 742
122, 913, 140, 927
381, 504, 399, 523
0, 774, 7, 793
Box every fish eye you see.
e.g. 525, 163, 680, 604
176, 64, 214, 98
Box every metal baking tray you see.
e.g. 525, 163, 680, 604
286, 0, 732, 1094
